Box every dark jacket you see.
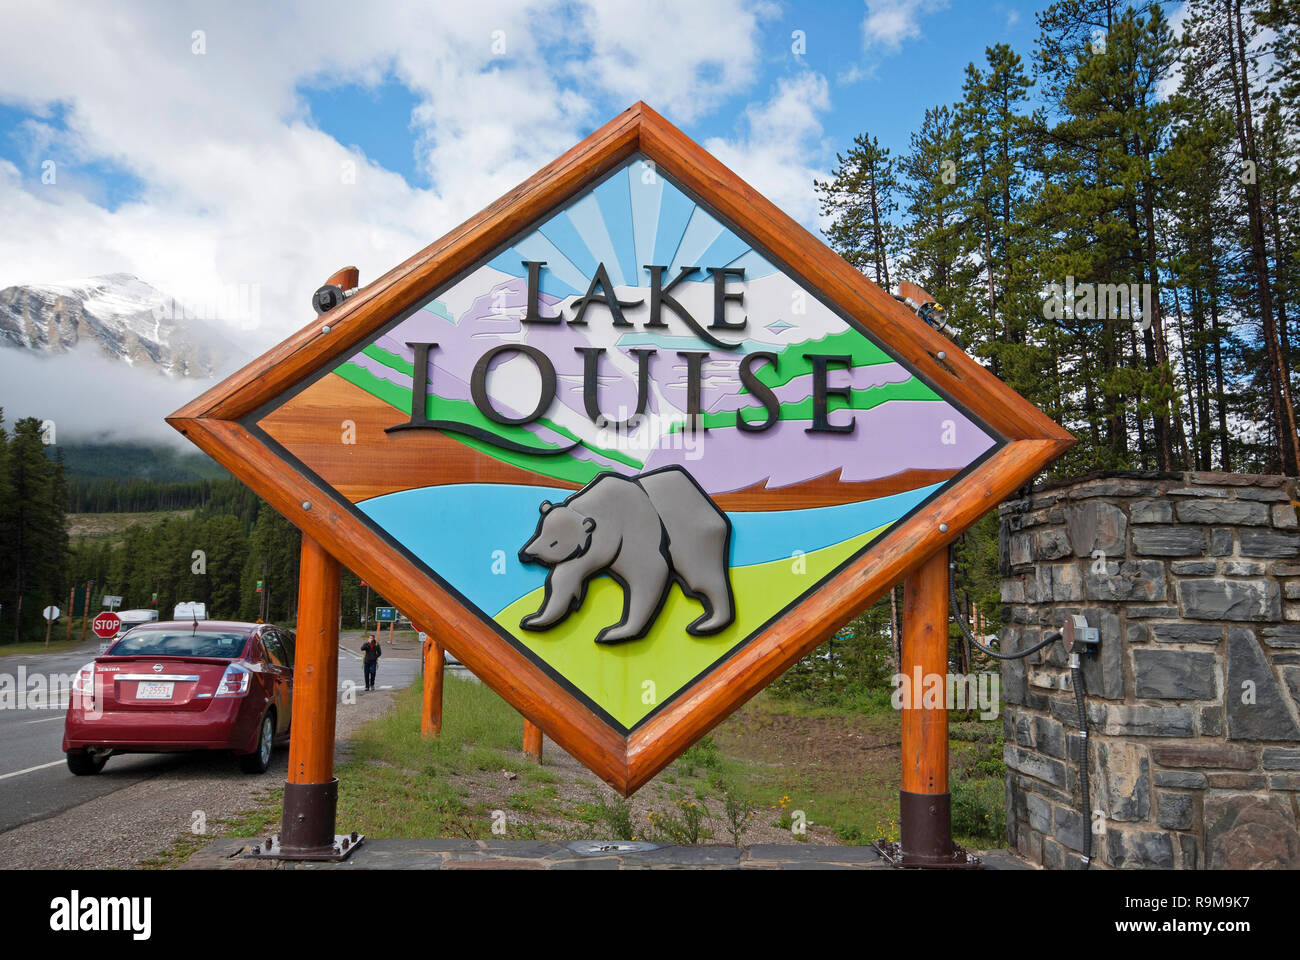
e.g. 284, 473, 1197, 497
362, 640, 382, 665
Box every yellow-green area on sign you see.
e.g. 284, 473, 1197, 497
496, 524, 889, 729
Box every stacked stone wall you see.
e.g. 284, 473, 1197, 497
999, 471, 1300, 869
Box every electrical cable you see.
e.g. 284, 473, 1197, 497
1071, 656, 1092, 869
946, 555, 1060, 660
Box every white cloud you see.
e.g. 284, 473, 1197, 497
704, 71, 833, 229
0, 0, 777, 363
861, 0, 949, 52
836, 63, 878, 85
568, 0, 777, 122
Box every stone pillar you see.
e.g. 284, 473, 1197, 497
999, 470, 1300, 869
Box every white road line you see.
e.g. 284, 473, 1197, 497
23, 715, 64, 724
0, 759, 64, 781
338, 648, 361, 660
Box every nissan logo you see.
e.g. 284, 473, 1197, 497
152, 664, 164, 673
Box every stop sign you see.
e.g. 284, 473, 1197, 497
92, 612, 121, 639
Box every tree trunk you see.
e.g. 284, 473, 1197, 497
1227, 0, 1299, 474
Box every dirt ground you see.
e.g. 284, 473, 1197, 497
67, 510, 195, 544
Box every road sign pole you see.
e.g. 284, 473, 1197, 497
899, 549, 954, 866
276, 534, 359, 860
523, 719, 543, 762
80, 582, 90, 644
421, 633, 443, 739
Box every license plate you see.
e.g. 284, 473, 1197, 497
136, 682, 174, 700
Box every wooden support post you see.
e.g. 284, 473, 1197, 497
523, 719, 543, 762
279, 534, 347, 858
80, 582, 90, 645
66, 587, 74, 644
421, 633, 443, 738
898, 549, 953, 865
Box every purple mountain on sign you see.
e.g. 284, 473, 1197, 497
643, 402, 996, 493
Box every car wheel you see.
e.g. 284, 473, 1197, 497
238, 711, 276, 774
67, 748, 110, 776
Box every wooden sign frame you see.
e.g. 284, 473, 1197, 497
169, 102, 1071, 795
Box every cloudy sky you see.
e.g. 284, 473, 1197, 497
0, 0, 1042, 357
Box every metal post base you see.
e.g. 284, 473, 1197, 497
246, 832, 364, 862
896, 790, 979, 868
244, 778, 363, 861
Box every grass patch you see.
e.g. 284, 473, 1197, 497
0, 628, 100, 658
335, 677, 525, 838
506, 785, 560, 814
762, 686, 896, 718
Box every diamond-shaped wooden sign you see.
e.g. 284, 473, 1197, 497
168, 103, 1071, 794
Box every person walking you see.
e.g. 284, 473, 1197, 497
361, 634, 382, 691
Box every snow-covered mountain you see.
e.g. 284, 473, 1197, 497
0, 273, 241, 378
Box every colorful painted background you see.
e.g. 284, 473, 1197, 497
264, 157, 997, 731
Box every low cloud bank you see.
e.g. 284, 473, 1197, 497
0, 344, 224, 445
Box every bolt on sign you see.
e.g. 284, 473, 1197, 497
169, 103, 1070, 794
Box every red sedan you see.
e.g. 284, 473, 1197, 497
63, 620, 295, 776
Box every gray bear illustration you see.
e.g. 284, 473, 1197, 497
517, 465, 734, 644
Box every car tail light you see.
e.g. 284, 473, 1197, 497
214, 663, 251, 697
71, 662, 96, 695
70, 663, 98, 711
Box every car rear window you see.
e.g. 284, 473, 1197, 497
108, 629, 251, 658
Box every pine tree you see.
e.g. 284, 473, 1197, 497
898, 105, 981, 331
953, 44, 1036, 389
2, 418, 68, 642
814, 133, 902, 288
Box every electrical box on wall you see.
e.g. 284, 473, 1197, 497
1061, 614, 1100, 655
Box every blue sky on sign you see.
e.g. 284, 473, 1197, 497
0, 0, 1083, 350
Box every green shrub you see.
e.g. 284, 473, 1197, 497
720, 784, 756, 846
646, 791, 711, 844
957, 736, 1006, 779
951, 778, 1006, 846
591, 793, 636, 840
677, 735, 720, 776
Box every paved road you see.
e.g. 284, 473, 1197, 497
0, 632, 420, 834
